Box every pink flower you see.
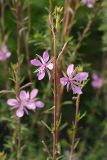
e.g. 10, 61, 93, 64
7, 89, 44, 118
60, 64, 88, 94
0, 43, 11, 61
82, 0, 95, 8
31, 51, 53, 80
91, 73, 103, 88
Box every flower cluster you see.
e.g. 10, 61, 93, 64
82, 0, 95, 8
0, 43, 11, 61
7, 89, 44, 117
91, 73, 103, 89
60, 64, 88, 94
31, 51, 53, 80
7, 50, 89, 117
31, 51, 89, 94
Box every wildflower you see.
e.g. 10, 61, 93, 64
31, 51, 53, 80
91, 73, 103, 88
60, 64, 88, 94
0, 43, 11, 61
82, 0, 95, 8
7, 89, 44, 118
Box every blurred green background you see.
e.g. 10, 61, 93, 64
0, 0, 107, 160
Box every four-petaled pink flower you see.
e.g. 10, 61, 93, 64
60, 64, 88, 94
82, 0, 95, 8
91, 73, 103, 89
7, 89, 44, 118
0, 43, 11, 61
31, 51, 53, 80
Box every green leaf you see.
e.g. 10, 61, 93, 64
41, 120, 52, 132
61, 101, 73, 106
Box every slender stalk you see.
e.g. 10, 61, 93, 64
69, 95, 80, 160
0, 0, 9, 89
56, 0, 72, 142
67, 0, 80, 35
15, 1, 21, 159
56, 3, 102, 131
1, 0, 5, 38
56, 41, 69, 141
16, 0, 21, 68
49, 0, 53, 55
57, 41, 68, 63
62, 0, 72, 43
53, 31, 57, 159
3, 62, 9, 89
16, 118, 21, 160
21, 1, 32, 86
25, 34, 33, 85
49, 0, 58, 158
56, 1, 80, 140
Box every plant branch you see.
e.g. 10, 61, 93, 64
15, 1, 22, 159
49, 0, 58, 159
69, 95, 80, 160
62, 0, 72, 43
56, 1, 80, 142
57, 41, 69, 63
22, 0, 33, 85
71, 3, 102, 61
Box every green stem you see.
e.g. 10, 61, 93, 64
53, 31, 57, 160
69, 95, 80, 160
15, 0, 21, 159
17, 118, 21, 160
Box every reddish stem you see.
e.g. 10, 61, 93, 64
49, 0, 58, 158
53, 31, 57, 159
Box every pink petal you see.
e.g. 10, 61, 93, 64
91, 79, 103, 89
82, 0, 94, 8
92, 73, 98, 80
27, 102, 36, 110
47, 63, 53, 70
26, 92, 30, 99
16, 109, 24, 117
7, 99, 18, 106
35, 101, 44, 108
0, 52, 11, 61
30, 89, 38, 99
74, 72, 88, 81
60, 77, 68, 86
37, 71, 45, 80
30, 59, 42, 66
67, 64, 74, 76
6, 51, 11, 58
0, 53, 3, 60
43, 51, 49, 62
19, 90, 27, 100
71, 84, 82, 94
1, 44, 8, 52
0, 56, 6, 61
82, 0, 87, 4
87, 4, 94, 8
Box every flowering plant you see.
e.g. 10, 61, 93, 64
60, 64, 88, 94
7, 89, 44, 117
31, 51, 53, 80
0, 43, 11, 61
